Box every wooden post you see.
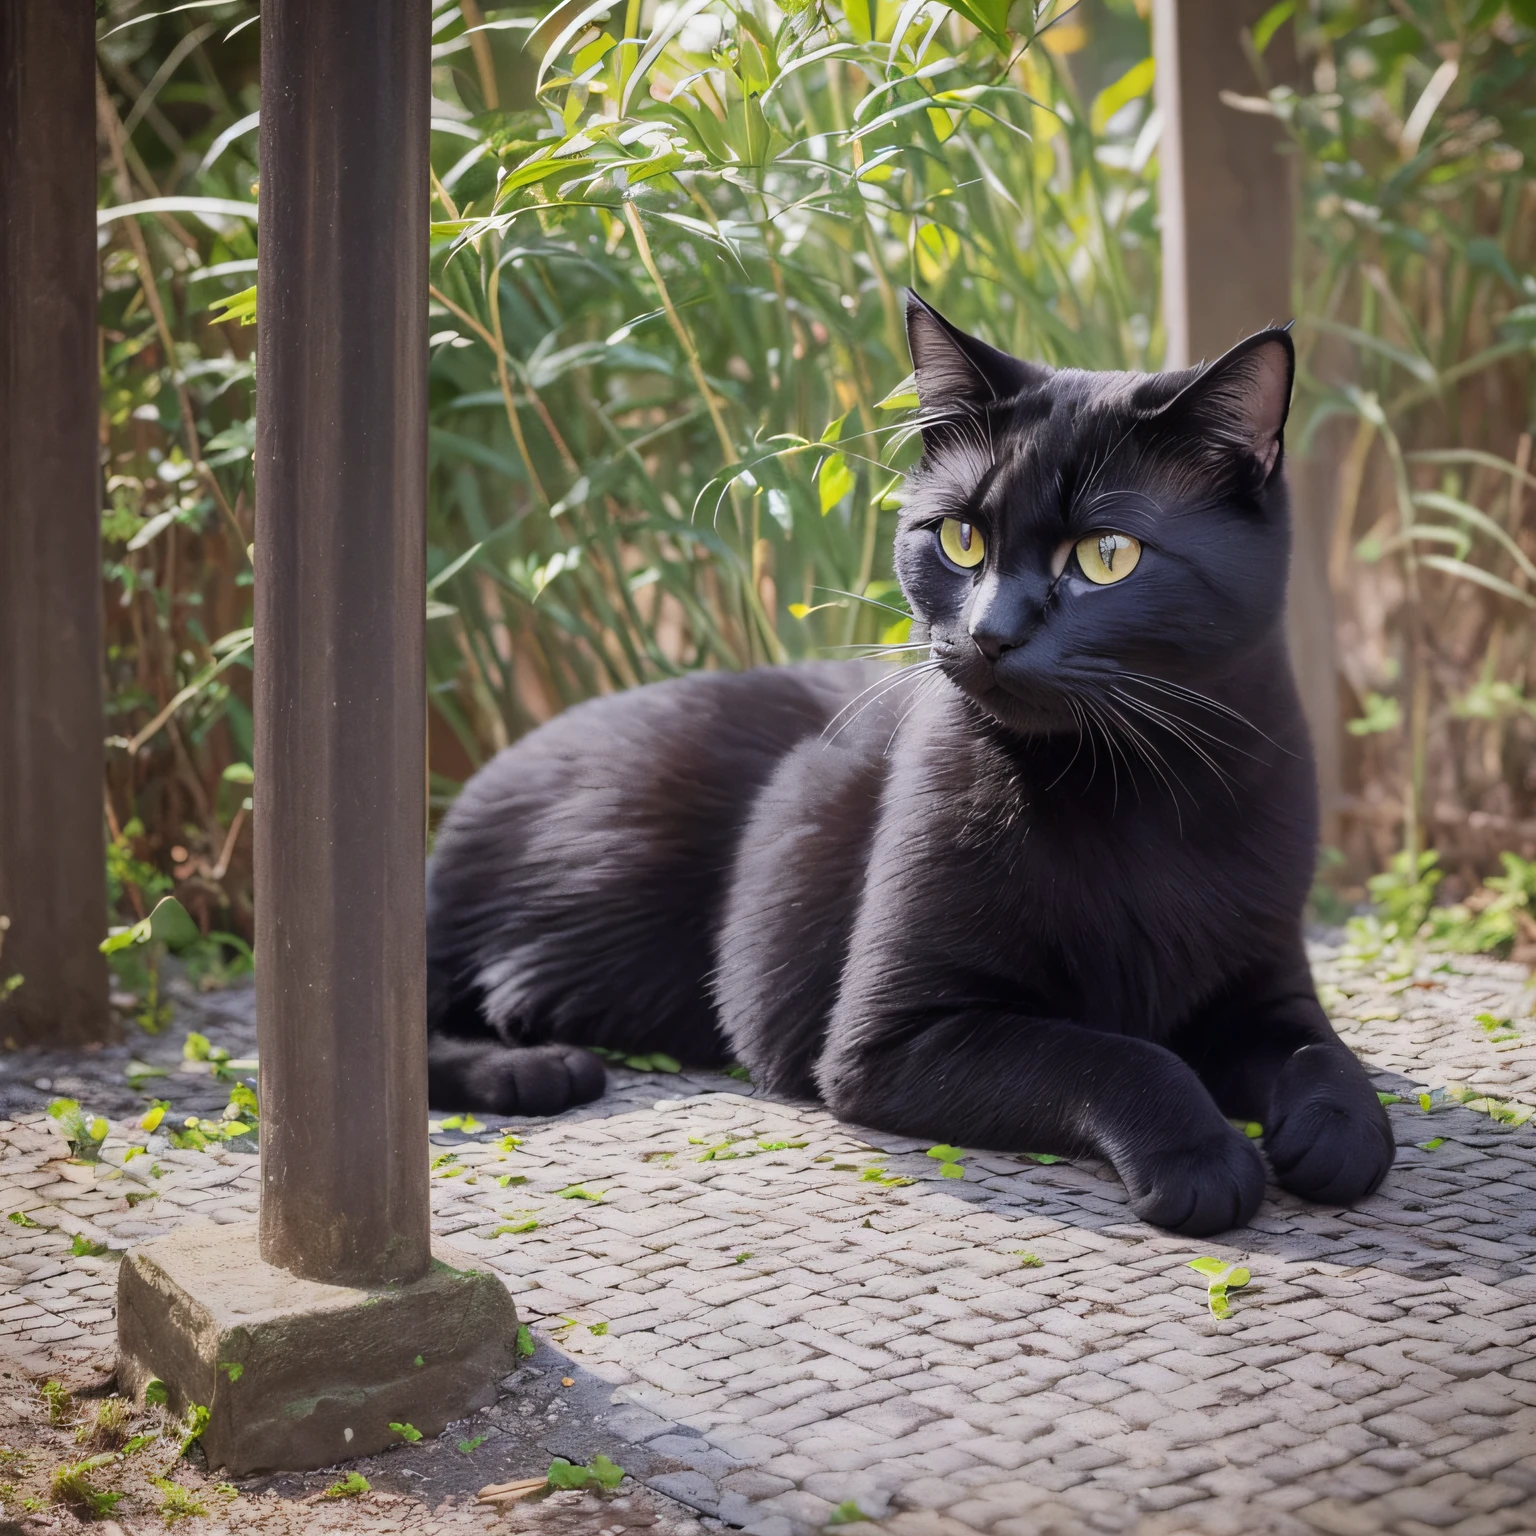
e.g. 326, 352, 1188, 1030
1152, 0, 1341, 837
117, 2, 517, 1470
0, 0, 110, 1048
254, 0, 432, 1288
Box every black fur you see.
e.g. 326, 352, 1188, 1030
425, 295, 1394, 1235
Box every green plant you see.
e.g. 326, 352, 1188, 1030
322, 1471, 370, 1499
1275, 3, 1536, 873
1423, 851, 1536, 956
545, 1454, 624, 1491
39, 1381, 73, 1428
49, 1456, 123, 1518
93, 0, 1156, 907
152, 1476, 209, 1522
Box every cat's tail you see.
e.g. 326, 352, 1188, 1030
427, 1035, 606, 1116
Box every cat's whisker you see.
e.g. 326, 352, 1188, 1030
1094, 696, 1190, 834
1077, 696, 1123, 814
1043, 696, 1089, 792
884, 667, 943, 755
1108, 688, 1241, 805
1114, 670, 1282, 748
821, 660, 942, 747
1107, 683, 1259, 764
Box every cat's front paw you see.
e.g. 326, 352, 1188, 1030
1121, 1126, 1266, 1237
1264, 1043, 1394, 1205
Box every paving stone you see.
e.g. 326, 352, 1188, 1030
6, 950, 1536, 1533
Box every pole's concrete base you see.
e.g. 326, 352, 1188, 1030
116, 1223, 519, 1475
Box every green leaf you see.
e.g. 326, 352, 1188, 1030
458, 1434, 489, 1454
208, 285, 257, 326
724, 1064, 753, 1082
389, 1422, 423, 1443
144, 1378, 169, 1407
1012, 1251, 1044, 1268
322, 1472, 370, 1499
492, 1219, 539, 1236
1090, 56, 1155, 136
413, 1355, 425, 1368
1419, 1137, 1445, 1150
516, 1324, 536, 1358
826, 1500, 869, 1527
590, 1453, 625, 1489
557, 1185, 603, 1201
1187, 1257, 1230, 1278
1348, 692, 1402, 736
875, 374, 919, 410
218, 1361, 243, 1382
546, 1457, 589, 1490
735, 1252, 752, 1264
1376, 1092, 1401, 1105
8, 1209, 42, 1228
1242, 1122, 1264, 1139
1250, 0, 1295, 54
147, 896, 201, 952
180, 1402, 210, 1456
817, 452, 856, 516
71, 1234, 110, 1258
939, 1162, 965, 1179
183, 1032, 212, 1062
221, 762, 254, 784
1025, 1152, 1061, 1164
926, 1144, 964, 1162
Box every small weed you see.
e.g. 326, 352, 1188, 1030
8, 1210, 42, 1229
143, 1377, 169, 1407
76, 1398, 132, 1451
218, 1361, 243, 1383
557, 1185, 603, 1200
926, 1144, 966, 1179
179, 1402, 210, 1456
389, 1421, 423, 1443
322, 1471, 370, 1499
492, 1218, 538, 1236
458, 1434, 488, 1454
735, 1252, 752, 1264
50, 1455, 123, 1518
825, 1500, 869, 1526
516, 1324, 535, 1358
152, 1476, 208, 1522
71, 1234, 111, 1258
40, 1380, 73, 1427
1011, 1251, 1044, 1269
545, 1453, 624, 1491
1189, 1257, 1251, 1319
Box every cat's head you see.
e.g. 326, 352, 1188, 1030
894, 293, 1294, 740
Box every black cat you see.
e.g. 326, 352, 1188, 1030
425, 295, 1394, 1237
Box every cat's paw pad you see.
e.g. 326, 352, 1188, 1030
1265, 1045, 1394, 1205
1122, 1128, 1266, 1237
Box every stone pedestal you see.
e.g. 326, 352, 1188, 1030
117, 1224, 518, 1475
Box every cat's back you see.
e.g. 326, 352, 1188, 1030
427, 661, 884, 1057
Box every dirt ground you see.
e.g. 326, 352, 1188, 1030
0, 1346, 732, 1535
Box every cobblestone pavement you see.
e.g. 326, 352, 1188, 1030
2, 940, 1536, 1535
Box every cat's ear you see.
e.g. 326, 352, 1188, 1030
1155, 327, 1295, 481
906, 292, 1049, 415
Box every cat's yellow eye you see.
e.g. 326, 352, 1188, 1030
1075, 532, 1141, 585
939, 518, 986, 570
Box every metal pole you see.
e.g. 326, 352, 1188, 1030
0, 0, 110, 1049
255, 0, 431, 1287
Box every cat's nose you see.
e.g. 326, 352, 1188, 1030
968, 620, 1017, 662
